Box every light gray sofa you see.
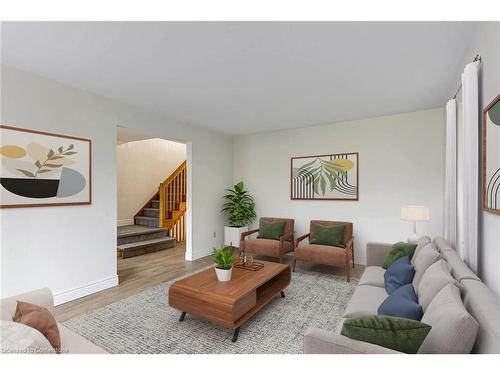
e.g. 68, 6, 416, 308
1, 288, 106, 354
304, 237, 500, 354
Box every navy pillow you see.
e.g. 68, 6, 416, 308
378, 284, 423, 321
384, 256, 415, 294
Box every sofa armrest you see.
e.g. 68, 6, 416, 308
304, 327, 400, 354
366, 242, 393, 267
1, 288, 54, 321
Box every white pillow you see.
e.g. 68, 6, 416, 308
417, 259, 458, 310
0, 320, 55, 354
419, 284, 479, 354
412, 243, 441, 289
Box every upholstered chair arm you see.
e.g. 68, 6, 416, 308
240, 228, 259, 241
366, 242, 393, 267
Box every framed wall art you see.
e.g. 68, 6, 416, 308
291, 152, 358, 201
0, 125, 91, 208
483, 93, 500, 214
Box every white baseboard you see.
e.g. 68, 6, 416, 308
53, 275, 119, 306
117, 218, 134, 226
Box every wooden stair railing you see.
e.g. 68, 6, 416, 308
159, 161, 187, 242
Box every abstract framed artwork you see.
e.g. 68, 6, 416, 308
482, 93, 500, 215
291, 152, 358, 200
0, 125, 91, 208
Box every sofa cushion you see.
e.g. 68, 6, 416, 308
257, 219, 286, 240
295, 243, 347, 266
441, 249, 480, 282
58, 324, 107, 354
0, 320, 55, 354
419, 284, 479, 354
310, 222, 345, 248
384, 256, 415, 294
343, 285, 388, 318
341, 315, 431, 354
14, 301, 61, 352
382, 242, 417, 269
410, 236, 432, 266
412, 244, 441, 289
358, 266, 385, 288
417, 259, 458, 311
378, 284, 423, 321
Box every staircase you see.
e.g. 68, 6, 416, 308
117, 161, 187, 259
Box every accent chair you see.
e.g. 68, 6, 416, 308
293, 220, 354, 281
240, 217, 295, 263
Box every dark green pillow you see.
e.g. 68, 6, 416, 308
257, 219, 286, 240
309, 222, 345, 247
341, 315, 431, 354
383, 242, 418, 269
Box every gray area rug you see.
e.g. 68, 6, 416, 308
63, 268, 357, 354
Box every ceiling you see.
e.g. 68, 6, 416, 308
1, 22, 478, 135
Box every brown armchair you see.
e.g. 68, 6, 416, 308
293, 220, 354, 282
240, 217, 295, 263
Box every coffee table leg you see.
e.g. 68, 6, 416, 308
232, 328, 240, 343
179, 312, 186, 322
280, 291, 285, 298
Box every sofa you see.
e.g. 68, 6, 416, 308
1, 288, 107, 354
304, 236, 500, 354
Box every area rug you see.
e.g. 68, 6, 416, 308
63, 268, 357, 354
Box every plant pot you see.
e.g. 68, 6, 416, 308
224, 226, 248, 248
215, 267, 232, 282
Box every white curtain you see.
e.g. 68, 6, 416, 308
459, 61, 480, 273
445, 99, 457, 247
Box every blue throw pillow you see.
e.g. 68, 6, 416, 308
378, 284, 423, 321
384, 256, 415, 294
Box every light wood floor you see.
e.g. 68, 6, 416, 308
54, 244, 364, 322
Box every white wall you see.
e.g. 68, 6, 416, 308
0, 65, 232, 303
233, 108, 445, 265
117, 138, 186, 226
456, 23, 500, 296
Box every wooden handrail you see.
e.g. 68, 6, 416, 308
159, 161, 187, 242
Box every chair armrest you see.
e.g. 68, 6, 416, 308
1, 288, 54, 321
304, 327, 400, 354
366, 242, 393, 266
240, 228, 259, 241
295, 233, 310, 247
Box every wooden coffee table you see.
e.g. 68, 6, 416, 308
168, 260, 291, 342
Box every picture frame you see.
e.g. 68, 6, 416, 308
0, 124, 92, 208
482, 93, 500, 215
290, 152, 359, 201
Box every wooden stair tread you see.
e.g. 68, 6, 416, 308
117, 225, 167, 239
117, 237, 175, 250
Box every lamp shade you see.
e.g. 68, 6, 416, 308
401, 206, 430, 221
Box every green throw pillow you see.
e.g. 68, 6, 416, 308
309, 222, 345, 248
257, 219, 286, 240
341, 315, 431, 354
383, 242, 418, 269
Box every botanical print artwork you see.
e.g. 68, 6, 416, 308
483, 94, 500, 214
0, 125, 91, 208
291, 153, 358, 200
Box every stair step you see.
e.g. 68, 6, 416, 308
151, 200, 160, 209
118, 237, 176, 259
117, 225, 168, 245
135, 216, 159, 228
143, 208, 159, 218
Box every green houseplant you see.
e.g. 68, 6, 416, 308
221, 181, 256, 248
212, 246, 234, 282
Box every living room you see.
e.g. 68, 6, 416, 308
1, 1, 499, 373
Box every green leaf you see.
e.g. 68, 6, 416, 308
63, 151, 77, 156
47, 149, 54, 159
16, 169, 35, 178
326, 172, 337, 192
298, 159, 318, 170
58, 146, 63, 153
313, 175, 320, 195
320, 174, 326, 196
35, 160, 42, 168
50, 156, 65, 160
68, 144, 74, 150
44, 163, 63, 168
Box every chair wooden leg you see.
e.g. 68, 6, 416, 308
278, 255, 283, 264
292, 258, 297, 272
346, 255, 351, 282
352, 242, 355, 269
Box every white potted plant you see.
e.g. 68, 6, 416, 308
222, 181, 256, 248
212, 246, 234, 282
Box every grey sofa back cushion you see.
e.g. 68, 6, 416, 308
410, 236, 431, 266
432, 236, 454, 253
417, 259, 458, 311
441, 249, 480, 282
419, 284, 478, 354
412, 244, 440, 290
461, 279, 500, 354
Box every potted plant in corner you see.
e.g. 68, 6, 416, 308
213, 246, 234, 282
222, 181, 256, 248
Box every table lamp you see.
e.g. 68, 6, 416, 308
401, 206, 430, 243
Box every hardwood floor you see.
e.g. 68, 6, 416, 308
53, 244, 364, 322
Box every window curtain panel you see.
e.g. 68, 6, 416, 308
445, 99, 457, 248
459, 61, 480, 273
